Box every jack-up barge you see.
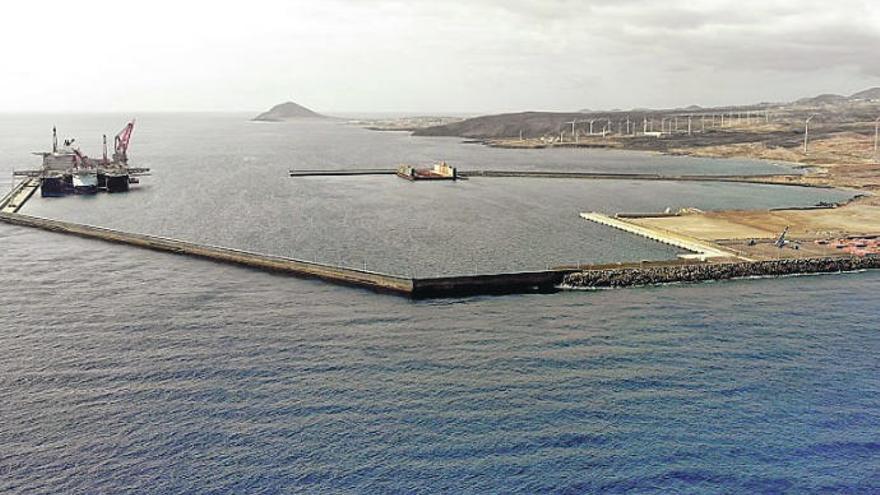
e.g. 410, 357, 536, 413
15, 121, 149, 197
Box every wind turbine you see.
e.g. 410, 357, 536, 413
565, 120, 577, 143
874, 116, 880, 155
803, 114, 817, 154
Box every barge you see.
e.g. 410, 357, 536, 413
396, 161, 457, 181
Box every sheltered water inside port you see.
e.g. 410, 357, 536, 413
7, 115, 851, 277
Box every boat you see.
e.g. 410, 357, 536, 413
396, 161, 457, 181
31, 121, 143, 197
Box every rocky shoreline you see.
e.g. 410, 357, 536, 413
562, 256, 880, 289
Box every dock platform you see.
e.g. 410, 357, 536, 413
287, 169, 816, 188
580, 212, 750, 260
288, 169, 396, 177
1, 178, 39, 214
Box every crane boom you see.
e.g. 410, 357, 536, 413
113, 120, 135, 163
774, 226, 790, 248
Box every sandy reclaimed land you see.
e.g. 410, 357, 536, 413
629, 202, 880, 241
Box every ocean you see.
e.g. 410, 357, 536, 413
0, 114, 877, 493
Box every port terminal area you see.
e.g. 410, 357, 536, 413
3, 173, 880, 298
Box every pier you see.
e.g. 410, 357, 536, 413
289, 169, 396, 177
1, 178, 40, 214
289, 168, 817, 188
580, 212, 750, 260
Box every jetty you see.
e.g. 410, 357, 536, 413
579, 212, 749, 260
288, 162, 457, 181
288, 169, 396, 177
289, 168, 817, 188
1, 178, 40, 214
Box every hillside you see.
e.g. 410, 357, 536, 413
252, 101, 327, 121
413, 87, 880, 139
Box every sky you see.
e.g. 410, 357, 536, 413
1, 0, 878, 114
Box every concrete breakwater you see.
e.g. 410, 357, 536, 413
0, 211, 416, 296
0, 207, 573, 298
287, 169, 819, 188
458, 170, 816, 187
562, 256, 880, 289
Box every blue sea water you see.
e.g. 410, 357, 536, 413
0, 114, 877, 493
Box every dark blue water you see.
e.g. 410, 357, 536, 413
1, 226, 878, 494
1, 115, 877, 493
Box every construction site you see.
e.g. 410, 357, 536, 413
10, 121, 150, 198
3, 95, 880, 297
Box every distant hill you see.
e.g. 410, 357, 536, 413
253, 101, 327, 121
795, 93, 848, 106
850, 87, 880, 101
413, 86, 880, 139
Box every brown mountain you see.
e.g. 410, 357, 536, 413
850, 87, 880, 101
413, 87, 880, 139
252, 101, 327, 121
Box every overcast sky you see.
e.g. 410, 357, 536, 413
2, 0, 878, 114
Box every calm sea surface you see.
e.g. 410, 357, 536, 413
0, 114, 877, 493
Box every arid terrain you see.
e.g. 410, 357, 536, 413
348, 115, 465, 131
398, 89, 880, 257
411, 88, 880, 192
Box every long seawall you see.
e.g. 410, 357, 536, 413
0, 181, 571, 298
563, 257, 880, 289
0, 210, 416, 296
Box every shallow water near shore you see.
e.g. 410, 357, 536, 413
1, 114, 877, 493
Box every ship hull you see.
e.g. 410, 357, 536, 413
40, 176, 69, 197
106, 174, 130, 193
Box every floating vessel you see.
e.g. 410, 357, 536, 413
29, 121, 147, 197
396, 161, 457, 181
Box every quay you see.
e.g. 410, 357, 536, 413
289, 162, 458, 181
460, 170, 812, 186
579, 212, 750, 260
1, 178, 40, 214
288, 168, 396, 177
289, 168, 816, 188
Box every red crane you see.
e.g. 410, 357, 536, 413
113, 120, 135, 164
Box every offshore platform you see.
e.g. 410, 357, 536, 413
13, 120, 150, 197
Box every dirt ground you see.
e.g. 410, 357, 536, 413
630, 202, 880, 242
